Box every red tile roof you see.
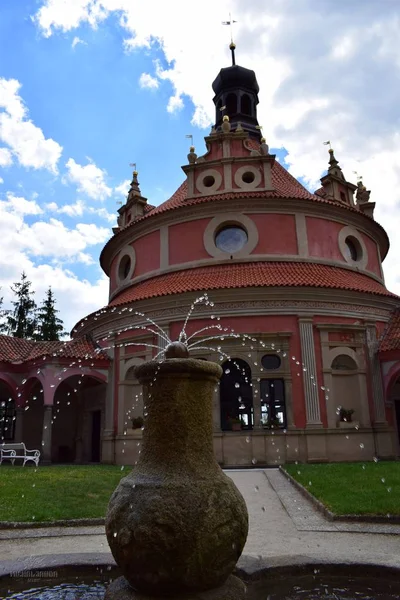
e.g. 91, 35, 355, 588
117, 162, 363, 233
0, 335, 109, 364
109, 262, 396, 307
379, 309, 400, 352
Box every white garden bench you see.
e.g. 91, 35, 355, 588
0, 443, 40, 467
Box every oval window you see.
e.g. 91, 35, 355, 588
215, 226, 248, 253
344, 237, 361, 262
119, 255, 131, 280
261, 354, 281, 370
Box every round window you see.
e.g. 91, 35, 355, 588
203, 175, 215, 188
215, 226, 248, 253
261, 354, 281, 370
344, 237, 361, 262
119, 255, 131, 280
242, 171, 255, 184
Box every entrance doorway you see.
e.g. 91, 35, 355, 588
91, 410, 101, 462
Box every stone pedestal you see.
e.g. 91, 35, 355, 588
105, 358, 248, 599
105, 574, 246, 600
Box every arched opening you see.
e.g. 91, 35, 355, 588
332, 354, 357, 371
124, 366, 144, 432
220, 358, 253, 431
51, 375, 106, 463
226, 93, 238, 117
388, 374, 400, 452
241, 93, 252, 115
331, 353, 360, 424
22, 379, 44, 451
0, 380, 16, 441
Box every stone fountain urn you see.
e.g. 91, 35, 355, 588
105, 342, 248, 599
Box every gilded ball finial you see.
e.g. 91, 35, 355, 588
223, 115, 229, 122
229, 42, 236, 49
261, 137, 266, 143
190, 146, 195, 152
133, 170, 138, 176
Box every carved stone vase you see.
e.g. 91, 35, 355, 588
105, 358, 248, 599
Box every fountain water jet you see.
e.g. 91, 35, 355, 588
105, 341, 249, 599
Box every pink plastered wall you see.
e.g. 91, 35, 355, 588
249, 214, 298, 255
306, 217, 344, 261
133, 231, 160, 277
362, 233, 382, 277
169, 219, 211, 265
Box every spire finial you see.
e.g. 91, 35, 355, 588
222, 13, 237, 65
128, 163, 141, 196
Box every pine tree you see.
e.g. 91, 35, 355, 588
0, 291, 8, 334
35, 287, 66, 341
7, 272, 37, 339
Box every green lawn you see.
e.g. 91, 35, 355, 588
284, 462, 400, 516
0, 465, 131, 523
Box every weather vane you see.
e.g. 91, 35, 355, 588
129, 162, 137, 173
185, 134, 194, 147
323, 140, 332, 150
353, 171, 363, 183
222, 13, 237, 65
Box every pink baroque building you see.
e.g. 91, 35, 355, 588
2, 53, 400, 465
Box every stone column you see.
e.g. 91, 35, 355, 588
41, 405, 53, 463
13, 407, 24, 442
299, 318, 322, 427
366, 323, 387, 424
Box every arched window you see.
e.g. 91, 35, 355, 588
241, 94, 252, 115
260, 379, 286, 429
0, 398, 16, 441
331, 354, 357, 371
226, 93, 238, 117
220, 358, 253, 431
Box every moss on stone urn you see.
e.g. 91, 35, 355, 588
105, 356, 248, 597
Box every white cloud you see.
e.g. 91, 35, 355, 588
114, 178, 130, 197
0, 78, 63, 172
0, 177, 3, 184
72, 36, 87, 49
58, 199, 85, 216
64, 157, 112, 200
0, 147, 12, 167
45, 201, 59, 211
88, 206, 117, 224
31, 0, 400, 297
5, 193, 43, 216
167, 94, 184, 114
139, 72, 159, 89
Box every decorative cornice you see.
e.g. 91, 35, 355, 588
74, 288, 394, 340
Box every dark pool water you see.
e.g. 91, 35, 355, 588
2, 570, 400, 599
248, 574, 400, 599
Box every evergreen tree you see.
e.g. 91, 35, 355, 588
7, 272, 37, 339
35, 287, 66, 341
0, 291, 8, 334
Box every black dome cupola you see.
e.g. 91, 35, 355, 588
212, 45, 260, 138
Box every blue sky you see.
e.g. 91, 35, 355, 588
1, 0, 399, 334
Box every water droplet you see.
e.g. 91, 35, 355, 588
359, 443, 364, 449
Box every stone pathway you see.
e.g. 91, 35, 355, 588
0, 469, 399, 568
264, 469, 400, 534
